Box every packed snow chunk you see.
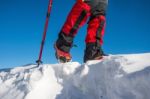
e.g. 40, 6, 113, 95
72, 55, 150, 99
0, 53, 150, 99
25, 65, 62, 99
118, 53, 150, 73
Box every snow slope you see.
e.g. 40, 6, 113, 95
0, 53, 150, 99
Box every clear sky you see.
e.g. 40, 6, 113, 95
0, 0, 150, 69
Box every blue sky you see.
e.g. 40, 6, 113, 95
0, 0, 150, 68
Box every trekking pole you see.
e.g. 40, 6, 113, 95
36, 0, 53, 66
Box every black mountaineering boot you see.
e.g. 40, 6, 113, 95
84, 42, 105, 63
54, 32, 73, 63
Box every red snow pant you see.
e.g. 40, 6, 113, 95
57, 0, 107, 52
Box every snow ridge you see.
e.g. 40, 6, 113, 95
0, 53, 150, 99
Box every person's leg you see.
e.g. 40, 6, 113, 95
55, 0, 91, 62
84, 0, 108, 62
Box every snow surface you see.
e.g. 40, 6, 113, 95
0, 53, 150, 99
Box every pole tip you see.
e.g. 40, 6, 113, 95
36, 60, 43, 66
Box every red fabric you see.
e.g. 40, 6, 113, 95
62, 1, 91, 36
77, 0, 83, 2
85, 15, 106, 45
61, 1, 106, 45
